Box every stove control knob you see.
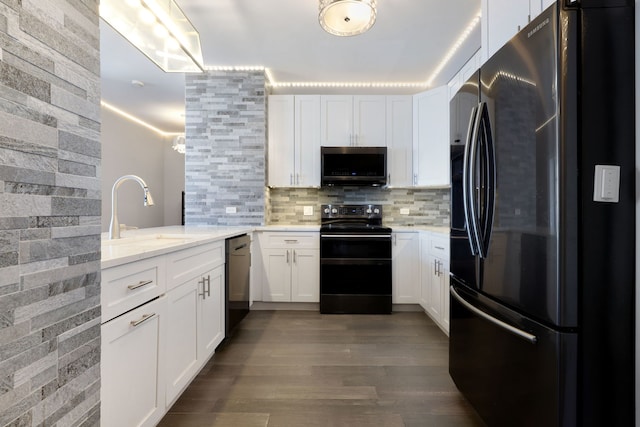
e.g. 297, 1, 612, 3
373, 208, 380, 214
366, 208, 372, 214
323, 208, 330, 214
331, 208, 338, 214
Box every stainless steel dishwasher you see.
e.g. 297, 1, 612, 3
225, 234, 250, 337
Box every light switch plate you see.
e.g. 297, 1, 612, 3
400, 208, 410, 215
593, 165, 620, 203
303, 206, 313, 216
226, 206, 237, 214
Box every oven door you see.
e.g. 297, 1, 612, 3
320, 233, 392, 314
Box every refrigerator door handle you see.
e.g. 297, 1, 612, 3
463, 105, 480, 256
466, 104, 483, 257
478, 102, 496, 257
450, 286, 538, 344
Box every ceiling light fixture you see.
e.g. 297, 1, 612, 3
100, 0, 204, 72
319, 0, 377, 37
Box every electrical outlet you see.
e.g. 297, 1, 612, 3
225, 206, 237, 214
303, 206, 313, 216
400, 208, 410, 215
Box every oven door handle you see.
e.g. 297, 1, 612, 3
321, 234, 392, 238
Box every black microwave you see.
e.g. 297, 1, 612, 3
321, 146, 387, 187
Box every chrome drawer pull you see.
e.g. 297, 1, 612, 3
284, 239, 299, 243
127, 280, 153, 290
130, 313, 156, 327
434, 245, 445, 250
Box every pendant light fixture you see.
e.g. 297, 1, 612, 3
319, 0, 377, 37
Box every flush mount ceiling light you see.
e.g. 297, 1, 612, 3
100, 0, 204, 72
319, 0, 377, 37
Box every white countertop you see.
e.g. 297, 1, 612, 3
101, 224, 448, 269
101, 226, 253, 269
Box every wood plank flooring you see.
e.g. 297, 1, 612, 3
158, 310, 486, 427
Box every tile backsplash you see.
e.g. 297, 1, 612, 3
267, 187, 450, 227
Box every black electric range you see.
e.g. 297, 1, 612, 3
319, 204, 392, 314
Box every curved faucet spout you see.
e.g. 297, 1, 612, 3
109, 175, 154, 239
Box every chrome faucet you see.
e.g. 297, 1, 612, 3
109, 175, 154, 239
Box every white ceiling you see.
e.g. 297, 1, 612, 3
100, 0, 481, 134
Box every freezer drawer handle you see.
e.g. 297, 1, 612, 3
450, 286, 537, 344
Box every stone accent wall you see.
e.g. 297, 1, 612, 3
268, 187, 450, 227
0, 1, 101, 426
184, 71, 266, 226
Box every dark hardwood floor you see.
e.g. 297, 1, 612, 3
158, 310, 485, 427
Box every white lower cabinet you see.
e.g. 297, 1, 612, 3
259, 232, 319, 302
102, 238, 229, 425
101, 295, 167, 427
419, 231, 450, 334
165, 244, 225, 406
392, 232, 420, 304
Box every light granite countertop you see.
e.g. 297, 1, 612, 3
101, 226, 253, 269
101, 224, 448, 269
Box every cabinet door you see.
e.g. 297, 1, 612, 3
413, 86, 450, 186
198, 265, 225, 361
101, 296, 166, 427
166, 280, 199, 405
294, 95, 321, 187
482, 0, 530, 60
291, 248, 319, 302
268, 95, 295, 186
320, 95, 353, 146
262, 248, 292, 302
418, 233, 431, 311
386, 96, 413, 187
353, 95, 386, 147
392, 232, 420, 304
427, 254, 444, 322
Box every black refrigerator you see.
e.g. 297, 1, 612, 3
448, 2, 635, 427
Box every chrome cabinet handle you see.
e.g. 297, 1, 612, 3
293, 250, 297, 264
296, 173, 300, 185
127, 280, 153, 290
434, 246, 445, 250
130, 313, 156, 327
284, 239, 298, 243
450, 286, 537, 344
290, 174, 293, 185
198, 275, 211, 299
286, 250, 290, 264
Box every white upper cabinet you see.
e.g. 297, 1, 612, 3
386, 96, 413, 187
268, 95, 320, 187
352, 95, 387, 147
321, 95, 386, 147
268, 95, 295, 187
481, 0, 548, 62
294, 95, 321, 187
412, 85, 450, 187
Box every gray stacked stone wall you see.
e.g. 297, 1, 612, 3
184, 71, 266, 226
268, 187, 450, 227
0, 0, 101, 426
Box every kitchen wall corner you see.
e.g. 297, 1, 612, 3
0, 1, 101, 426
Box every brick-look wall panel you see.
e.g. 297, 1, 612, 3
268, 187, 450, 227
184, 71, 266, 226
0, 1, 101, 426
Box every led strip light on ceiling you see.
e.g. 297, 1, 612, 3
104, 9, 482, 133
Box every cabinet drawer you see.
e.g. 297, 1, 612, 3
102, 256, 166, 323
429, 234, 450, 259
166, 242, 224, 291
261, 232, 319, 249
